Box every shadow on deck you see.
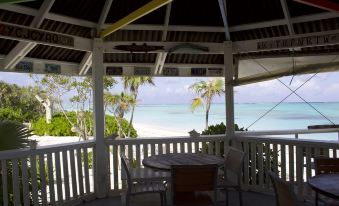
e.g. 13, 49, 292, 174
79, 191, 315, 206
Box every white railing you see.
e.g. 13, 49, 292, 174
1, 128, 339, 204
0, 140, 96, 206
238, 128, 339, 140
237, 135, 339, 199
106, 135, 225, 193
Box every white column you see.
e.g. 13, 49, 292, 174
92, 38, 108, 198
224, 41, 235, 148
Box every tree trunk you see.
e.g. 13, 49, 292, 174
127, 104, 136, 137
35, 95, 53, 124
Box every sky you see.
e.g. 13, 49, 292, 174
0, 71, 339, 104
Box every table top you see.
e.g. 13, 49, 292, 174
308, 174, 339, 199
142, 153, 224, 170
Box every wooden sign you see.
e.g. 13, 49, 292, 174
162, 68, 179, 76
134, 67, 151, 76
106, 67, 123, 75
191, 68, 206, 76
257, 33, 339, 50
45, 64, 61, 74
208, 68, 223, 76
15, 61, 33, 72
0, 22, 74, 47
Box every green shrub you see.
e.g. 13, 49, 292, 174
0, 107, 24, 123
32, 111, 137, 137
200, 122, 246, 156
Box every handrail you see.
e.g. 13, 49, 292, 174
235, 135, 339, 147
237, 128, 339, 136
0, 139, 95, 160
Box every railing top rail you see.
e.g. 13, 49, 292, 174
0, 140, 95, 160
106, 134, 226, 145
237, 128, 339, 136
236, 135, 339, 147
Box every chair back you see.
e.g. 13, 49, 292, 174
121, 153, 132, 192
269, 172, 298, 206
171, 164, 218, 205
225, 147, 245, 184
315, 158, 339, 175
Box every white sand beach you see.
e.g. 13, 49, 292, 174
30, 123, 188, 146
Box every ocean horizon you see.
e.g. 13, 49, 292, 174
125, 102, 339, 141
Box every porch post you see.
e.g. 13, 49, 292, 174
224, 41, 235, 149
92, 38, 108, 198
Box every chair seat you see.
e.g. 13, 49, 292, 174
130, 167, 171, 182
130, 181, 166, 194
174, 191, 213, 206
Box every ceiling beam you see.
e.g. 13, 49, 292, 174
1, 4, 338, 34
280, 0, 295, 35
154, 3, 171, 75
217, 0, 230, 40
79, 0, 114, 75
294, 0, 339, 12
3, 0, 55, 70
100, 0, 172, 38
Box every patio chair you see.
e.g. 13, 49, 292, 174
171, 164, 218, 206
269, 171, 298, 206
217, 147, 244, 206
121, 154, 167, 206
314, 157, 339, 206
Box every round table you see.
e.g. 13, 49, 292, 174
308, 174, 339, 200
142, 153, 224, 170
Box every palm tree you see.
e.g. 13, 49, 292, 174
122, 76, 155, 137
190, 78, 225, 130
0, 120, 31, 151
104, 92, 135, 137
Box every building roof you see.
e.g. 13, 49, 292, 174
0, 0, 338, 85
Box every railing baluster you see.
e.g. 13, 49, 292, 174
208, 141, 213, 155
243, 142, 249, 186
76, 148, 84, 196
83, 148, 90, 194
215, 141, 220, 156
113, 145, 119, 190
289, 145, 294, 182
2, 160, 8, 206
12, 159, 21, 206
54, 151, 63, 203
173, 143, 178, 153
69, 149, 78, 198
128, 145, 133, 166
258, 143, 264, 188
136, 145, 141, 167
180, 142, 185, 153
62, 151, 70, 200
273, 144, 278, 175
21, 157, 30, 206
281, 144, 286, 182
306, 147, 312, 195
296, 146, 304, 199
194, 142, 199, 153
250, 142, 257, 186
265, 143, 271, 188
30, 155, 39, 205
143, 144, 148, 158
47, 153, 55, 204
39, 154, 47, 205
165, 143, 170, 154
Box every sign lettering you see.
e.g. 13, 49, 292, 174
15, 61, 33, 72
134, 67, 151, 76
106, 67, 123, 75
162, 68, 179, 76
45, 64, 61, 74
191, 68, 206, 76
257, 33, 339, 50
0, 22, 74, 47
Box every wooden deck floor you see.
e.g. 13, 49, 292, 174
79, 191, 315, 206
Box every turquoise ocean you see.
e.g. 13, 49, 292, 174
127, 102, 339, 141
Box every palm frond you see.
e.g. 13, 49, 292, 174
0, 120, 32, 151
